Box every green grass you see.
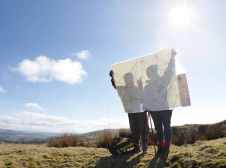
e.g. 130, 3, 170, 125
0, 138, 226, 168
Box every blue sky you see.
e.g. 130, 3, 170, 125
0, 0, 225, 133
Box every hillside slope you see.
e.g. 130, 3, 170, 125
0, 129, 60, 143
0, 138, 225, 168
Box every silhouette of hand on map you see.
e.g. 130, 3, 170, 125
171, 49, 177, 57
137, 78, 143, 89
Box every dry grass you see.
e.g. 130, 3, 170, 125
48, 134, 80, 148
0, 138, 226, 168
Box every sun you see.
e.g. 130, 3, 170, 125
169, 3, 194, 31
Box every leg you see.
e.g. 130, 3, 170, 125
135, 113, 142, 151
161, 110, 172, 146
128, 113, 141, 151
150, 111, 165, 158
150, 112, 164, 145
160, 110, 172, 161
141, 112, 149, 152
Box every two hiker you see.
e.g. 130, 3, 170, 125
109, 49, 176, 162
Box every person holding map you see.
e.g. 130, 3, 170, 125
143, 50, 176, 162
109, 70, 149, 153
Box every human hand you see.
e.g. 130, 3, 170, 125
137, 78, 143, 88
171, 49, 177, 57
109, 70, 116, 89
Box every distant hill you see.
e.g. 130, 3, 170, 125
0, 129, 60, 143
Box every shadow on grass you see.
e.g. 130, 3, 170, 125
96, 152, 144, 168
148, 157, 166, 168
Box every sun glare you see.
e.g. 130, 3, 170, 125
169, 3, 194, 31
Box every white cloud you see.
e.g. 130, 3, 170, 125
25, 103, 44, 112
0, 86, 6, 93
17, 56, 86, 84
0, 105, 225, 133
0, 111, 128, 133
75, 50, 91, 60
172, 105, 226, 126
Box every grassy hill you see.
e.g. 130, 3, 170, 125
0, 137, 225, 168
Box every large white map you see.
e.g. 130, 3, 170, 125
111, 48, 191, 113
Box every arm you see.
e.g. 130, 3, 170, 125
161, 49, 176, 85
109, 70, 116, 89
136, 78, 144, 102
137, 78, 143, 90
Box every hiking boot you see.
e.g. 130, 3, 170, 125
142, 143, 148, 154
159, 148, 169, 162
154, 145, 164, 158
156, 157, 166, 168
133, 144, 142, 153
